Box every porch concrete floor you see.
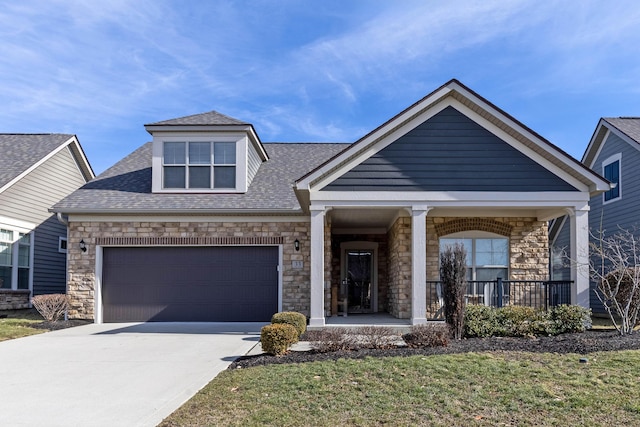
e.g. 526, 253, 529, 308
311, 313, 412, 332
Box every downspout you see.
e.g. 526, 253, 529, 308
56, 212, 69, 226
55, 212, 69, 320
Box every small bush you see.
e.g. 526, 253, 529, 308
260, 323, 298, 356
464, 304, 591, 338
356, 326, 397, 349
496, 306, 542, 337
31, 294, 68, 322
403, 323, 450, 348
308, 328, 358, 353
549, 305, 591, 334
464, 305, 499, 338
271, 312, 307, 338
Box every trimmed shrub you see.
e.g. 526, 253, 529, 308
31, 294, 68, 322
261, 323, 298, 356
356, 326, 397, 349
307, 328, 358, 353
464, 304, 499, 338
549, 305, 591, 334
464, 304, 591, 338
271, 311, 306, 338
403, 323, 451, 348
496, 306, 542, 337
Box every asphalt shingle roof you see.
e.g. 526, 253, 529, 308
146, 111, 248, 126
0, 134, 74, 189
604, 117, 640, 143
52, 142, 348, 213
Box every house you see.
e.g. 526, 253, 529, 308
51, 80, 610, 325
550, 117, 640, 314
0, 134, 94, 309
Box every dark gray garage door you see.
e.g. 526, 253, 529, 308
102, 246, 278, 322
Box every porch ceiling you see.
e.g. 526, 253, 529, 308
329, 208, 402, 230
327, 206, 567, 231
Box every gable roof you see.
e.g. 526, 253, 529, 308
144, 110, 269, 162
146, 110, 249, 126
51, 142, 346, 214
582, 117, 640, 167
0, 134, 94, 193
603, 117, 640, 143
295, 79, 610, 200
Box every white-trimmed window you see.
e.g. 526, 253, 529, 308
0, 228, 32, 290
602, 153, 621, 203
439, 231, 509, 281
163, 141, 236, 190
59, 237, 68, 254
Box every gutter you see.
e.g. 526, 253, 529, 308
56, 212, 69, 226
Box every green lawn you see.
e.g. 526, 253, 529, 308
160, 350, 640, 427
0, 309, 46, 341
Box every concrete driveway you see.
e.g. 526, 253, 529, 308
0, 322, 263, 426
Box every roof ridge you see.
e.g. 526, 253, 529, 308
146, 110, 249, 126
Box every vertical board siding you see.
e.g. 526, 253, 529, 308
323, 106, 578, 192
0, 147, 86, 294
588, 132, 640, 314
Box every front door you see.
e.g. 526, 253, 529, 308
344, 249, 374, 313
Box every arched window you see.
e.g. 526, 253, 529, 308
439, 231, 508, 281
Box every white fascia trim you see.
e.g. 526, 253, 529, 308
585, 123, 640, 168
246, 126, 269, 161
583, 120, 609, 167
67, 214, 311, 223
449, 82, 609, 191
0, 135, 78, 194
310, 190, 589, 205
67, 137, 96, 181
295, 86, 453, 190
0, 215, 36, 232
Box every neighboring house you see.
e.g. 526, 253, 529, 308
51, 80, 609, 325
550, 117, 640, 314
0, 134, 94, 309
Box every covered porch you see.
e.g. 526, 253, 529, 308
308, 203, 589, 327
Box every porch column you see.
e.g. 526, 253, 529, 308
309, 206, 326, 327
411, 206, 430, 325
569, 206, 590, 308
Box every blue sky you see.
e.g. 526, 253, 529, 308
1, 1, 639, 175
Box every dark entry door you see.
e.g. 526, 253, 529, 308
102, 246, 278, 322
344, 249, 374, 313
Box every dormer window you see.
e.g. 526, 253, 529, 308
147, 110, 269, 194
162, 141, 236, 190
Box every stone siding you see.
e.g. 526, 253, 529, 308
0, 289, 30, 310
67, 220, 310, 320
387, 217, 412, 319
426, 216, 549, 281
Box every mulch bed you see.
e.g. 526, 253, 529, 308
31, 319, 92, 331
230, 329, 640, 369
